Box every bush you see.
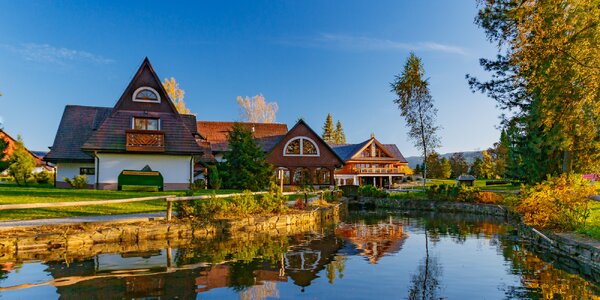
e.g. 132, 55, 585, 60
208, 166, 221, 190
34, 170, 52, 184
64, 175, 88, 189
517, 174, 595, 230
192, 179, 206, 191
358, 185, 388, 198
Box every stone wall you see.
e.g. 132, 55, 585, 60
360, 197, 600, 281
0, 203, 344, 263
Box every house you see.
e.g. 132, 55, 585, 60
456, 174, 476, 186
330, 135, 409, 188
196, 119, 344, 188
45, 58, 203, 190
0, 129, 53, 175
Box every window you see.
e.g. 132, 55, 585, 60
284, 137, 320, 156
293, 168, 311, 185
80, 167, 95, 175
275, 168, 291, 184
132, 87, 161, 103
133, 117, 159, 130
315, 168, 330, 185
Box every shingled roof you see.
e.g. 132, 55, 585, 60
45, 105, 112, 162
329, 137, 408, 163
196, 121, 288, 153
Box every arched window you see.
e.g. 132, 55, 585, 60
293, 168, 312, 185
133, 87, 161, 103
315, 168, 330, 185
275, 167, 291, 185
284, 137, 320, 156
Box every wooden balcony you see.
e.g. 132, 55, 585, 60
125, 130, 165, 152
354, 167, 405, 174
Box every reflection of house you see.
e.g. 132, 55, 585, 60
196, 119, 344, 187
0, 129, 54, 175
195, 263, 286, 293
330, 135, 409, 188
45, 58, 203, 190
335, 220, 407, 264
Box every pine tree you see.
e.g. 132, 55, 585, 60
333, 120, 346, 144
221, 123, 272, 191
322, 113, 335, 143
0, 135, 8, 172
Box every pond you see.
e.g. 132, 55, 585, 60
1, 210, 599, 299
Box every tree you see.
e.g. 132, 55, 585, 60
468, 0, 600, 182
322, 113, 335, 143
8, 136, 35, 186
488, 130, 509, 178
480, 150, 496, 179
0, 136, 8, 172
440, 157, 452, 179
220, 123, 272, 191
425, 152, 442, 179
392, 52, 441, 188
236, 94, 278, 123
162, 77, 191, 114
470, 157, 482, 179
333, 120, 347, 144
449, 152, 469, 178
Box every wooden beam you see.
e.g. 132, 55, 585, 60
0, 195, 175, 210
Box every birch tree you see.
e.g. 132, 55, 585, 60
391, 52, 441, 188
236, 94, 278, 123
162, 77, 191, 114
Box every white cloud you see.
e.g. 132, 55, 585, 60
0, 43, 114, 64
278, 33, 468, 56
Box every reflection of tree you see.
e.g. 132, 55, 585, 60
325, 255, 347, 284
407, 231, 443, 300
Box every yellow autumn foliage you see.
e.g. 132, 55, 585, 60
517, 174, 595, 230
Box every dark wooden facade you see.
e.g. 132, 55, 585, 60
266, 119, 344, 187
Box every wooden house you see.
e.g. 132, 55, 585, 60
330, 135, 409, 188
45, 58, 203, 190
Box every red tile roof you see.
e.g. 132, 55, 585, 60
196, 121, 288, 153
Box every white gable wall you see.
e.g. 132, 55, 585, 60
56, 162, 95, 186
96, 153, 192, 190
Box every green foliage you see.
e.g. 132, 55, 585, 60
207, 166, 221, 190
192, 178, 206, 191
322, 113, 335, 143
0, 137, 8, 173
8, 136, 35, 186
63, 175, 88, 189
517, 174, 595, 230
221, 123, 272, 191
333, 120, 346, 144
34, 170, 52, 184
449, 152, 469, 178
358, 185, 389, 198
391, 52, 441, 185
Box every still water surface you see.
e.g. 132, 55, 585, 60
1, 210, 598, 299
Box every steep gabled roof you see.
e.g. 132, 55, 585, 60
329, 137, 408, 163
196, 121, 288, 153
81, 58, 202, 154
45, 105, 112, 162
275, 119, 345, 163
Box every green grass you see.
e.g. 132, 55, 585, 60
0, 183, 239, 221
576, 201, 600, 240
425, 179, 521, 191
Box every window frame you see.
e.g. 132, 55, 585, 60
132, 86, 161, 104
283, 136, 320, 157
80, 167, 95, 176
132, 117, 160, 131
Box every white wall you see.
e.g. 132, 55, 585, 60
56, 162, 95, 184
96, 153, 192, 184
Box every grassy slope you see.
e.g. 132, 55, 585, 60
0, 184, 239, 221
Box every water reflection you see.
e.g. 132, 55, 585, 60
0, 210, 599, 299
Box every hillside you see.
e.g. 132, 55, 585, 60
405, 151, 483, 168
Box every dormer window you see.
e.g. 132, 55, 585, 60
133, 117, 159, 131
133, 87, 161, 103
284, 137, 320, 156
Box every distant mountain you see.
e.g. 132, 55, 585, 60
405, 151, 483, 168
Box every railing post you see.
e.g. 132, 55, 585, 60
166, 198, 174, 222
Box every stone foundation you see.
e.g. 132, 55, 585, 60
0, 203, 344, 263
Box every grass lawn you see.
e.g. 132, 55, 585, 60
0, 183, 239, 221
425, 179, 521, 191
576, 201, 600, 240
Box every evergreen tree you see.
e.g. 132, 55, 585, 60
470, 157, 483, 179
8, 135, 35, 186
392, 52, 441, 188
333, 120, 346, 144
425, 152, 442, 179
221, 123, 272, 191
322, 113, 335, 143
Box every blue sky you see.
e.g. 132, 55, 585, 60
0, 1, 499, 157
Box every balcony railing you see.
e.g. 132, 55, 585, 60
125, 130, 165, 152
353, 167, 405, 174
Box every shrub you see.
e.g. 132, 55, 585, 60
293, 198, 306, 210
517, 174, 595, 230
34, 170, 52, 184
64, 175, 88, 189
192, 179, 206, 191
208, 166, 221, 190
473, 191, 504, 204
358, 185, 388, 198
